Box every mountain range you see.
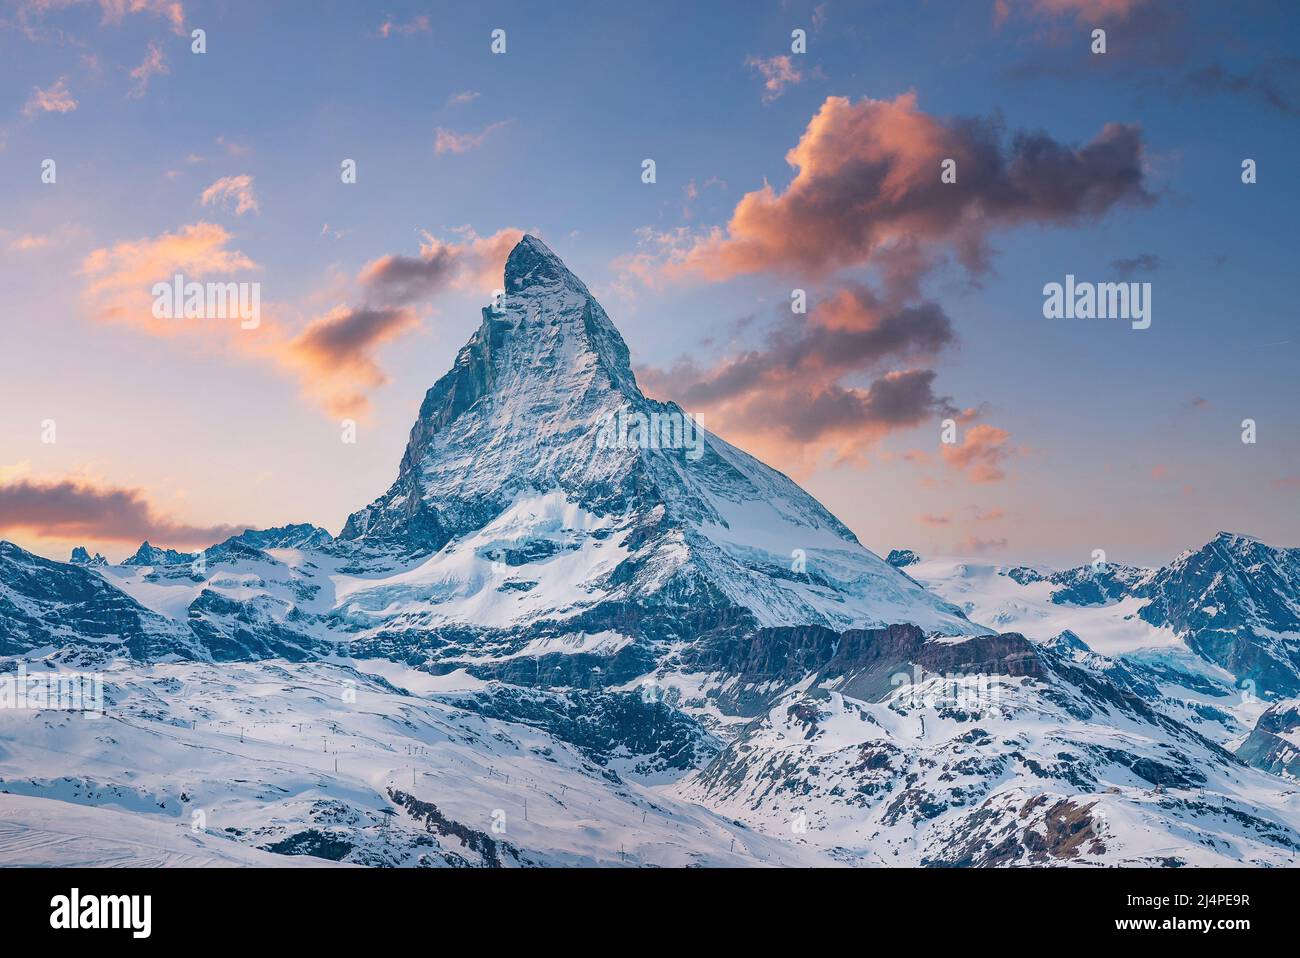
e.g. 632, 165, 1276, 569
3, 236, 1299, 867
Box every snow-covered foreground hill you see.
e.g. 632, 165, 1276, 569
4, 647, 1298, 867
0, 659, 819, 867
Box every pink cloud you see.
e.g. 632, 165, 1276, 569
127, 41, 168, 98
0, 476, 242, 548
660, 93, 1150, 285
638, 285, 962, 470
274, 305, 420, 418
375, 14, 430, 38
1004, 0, 1150, 23
942, 424, 1014, 483
18, 0, 185, 34
956, 535, 1009, 554
434, 121, 509, 155
22, 77, 77, 116
81, 222, 259, 333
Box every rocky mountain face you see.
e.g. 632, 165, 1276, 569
1135, 533, 1300, 695
677, 637, 1300, 866
1237, 700, 1300, 779
990, 533, 1300, 696
0, 541, 197, 662
3, 236, 1300, 867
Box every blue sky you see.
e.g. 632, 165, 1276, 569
1, 0, 1297, 566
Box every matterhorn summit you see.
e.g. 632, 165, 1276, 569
334, 234, 976, 669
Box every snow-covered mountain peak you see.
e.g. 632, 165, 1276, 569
504, 233, 592, 297
335, 236, 976, 637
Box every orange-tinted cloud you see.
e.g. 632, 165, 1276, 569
18, 0, 185, 34
1005, 0, 1150, 22
267, 226, 523, 416
359, 226, 524, 302
942, 424, 1014, 483
955, 535, 1009, 554
0, 477, 242, 548
920, 513, 953, 526
275, 306, 420, 418
22, 77, 77, 116
81, 221, 259, 334
127, 41, 167, 98
662, 93, 1151, 284
78, 223, 521, 417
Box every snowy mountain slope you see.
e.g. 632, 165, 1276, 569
1238, 699, 1300, 780
1138, 532, 1300, 696
902, 555, 1277, 746
907, 533, 1300, 698
0, 794, 346, 868
672, 639, 1300, 866
0, 657, 819, 867
908, 551, 1288, 718
0, 541, 198, 662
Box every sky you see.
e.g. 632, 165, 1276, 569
0, 0, 1297, 568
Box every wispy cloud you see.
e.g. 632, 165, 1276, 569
375, 14, 430, 38
955, 535, 1008, 554
358, 226, 524, 302
942, 424, 1014, 484
434, 121, 509, 155
200, 175, 261, 216
996, 0, 1151, 25
746, 54, 802, 103
275, 305, 421, 418
1181, 60, 1300, 118
77, 223, 523, 418
1110, 252, 1160, 278
127, 41, 168, 98
17, 0, 185, 35
23, 77, 77, 116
